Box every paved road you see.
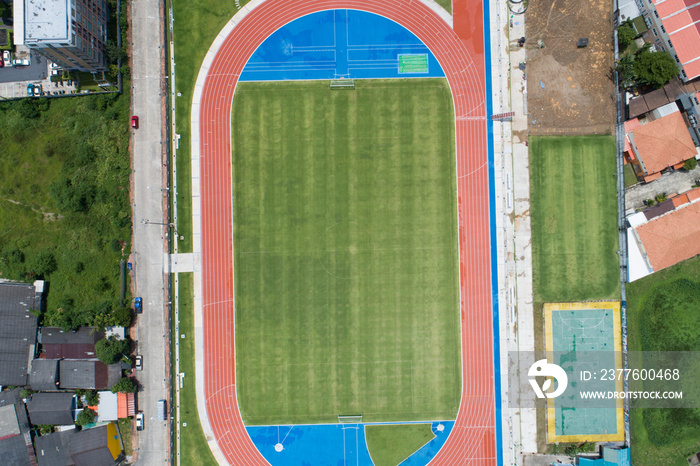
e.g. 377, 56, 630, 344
130, 0, 170, 462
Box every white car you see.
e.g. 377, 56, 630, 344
135, 355, 143, 371
2, 51, 11, 67
136, 412, 144, 431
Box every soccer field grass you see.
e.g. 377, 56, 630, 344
232, 79, 461, 425
529, 136, 620, 304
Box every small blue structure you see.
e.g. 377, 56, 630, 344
578, 446, 631, 466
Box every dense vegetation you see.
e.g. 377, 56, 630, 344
617, 44, 679, 89
0, 94, 132, 330
627, 257, 700, 464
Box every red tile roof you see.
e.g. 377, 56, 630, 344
624, 118, 642, 155
629, 111, 696, 175
655, 0, 700, 79
637, 201, 700, 271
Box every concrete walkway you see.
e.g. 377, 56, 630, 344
490, 0, 538, 462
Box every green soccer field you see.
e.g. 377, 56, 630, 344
231, 79, 461, 425
530, 136, 620, 304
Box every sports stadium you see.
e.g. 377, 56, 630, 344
189, 0, 501, 463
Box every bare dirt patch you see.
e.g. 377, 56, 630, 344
525, 0, 615, 135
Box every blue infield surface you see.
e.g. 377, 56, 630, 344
240, 9, 445, 81
246, 421, 455, 465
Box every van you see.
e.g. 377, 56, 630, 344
157, 399, 167, 421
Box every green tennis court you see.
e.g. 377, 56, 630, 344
544, 302, 624, 443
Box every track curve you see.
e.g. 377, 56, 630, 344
196, 0, 495, 464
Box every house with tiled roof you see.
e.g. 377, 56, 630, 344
624, 110, 697, 182
627, 188, 700, 280
636, 0, 700, 81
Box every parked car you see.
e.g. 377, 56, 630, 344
156, 399, 167, 421
2, 51, 11, 67
134, 297, 142, 314
27, 84, 34, 97
135, 355, 143, 371
131, 115, 139, 129
136, 412, 144, 431
33, 85, 42, 96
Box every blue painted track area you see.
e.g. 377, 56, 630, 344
246, 421, 454, 466
239, 10, 445, 81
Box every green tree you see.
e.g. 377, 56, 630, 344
76, 409, 95, 426
617, 19, 637, 52
684, 157, 698, 170
20, 389, 33, 398
615, 54, 637, 89
111, 376, 137, 394
28, 252, 57, 278
84, 390, 100, 406
633, 48, 679, 88
95, 336, 130, 365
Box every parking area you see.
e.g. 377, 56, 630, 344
0, 51, 77, 99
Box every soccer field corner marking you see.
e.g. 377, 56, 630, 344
191, 0, 496, 464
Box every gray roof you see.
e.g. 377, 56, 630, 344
27, 392, 75, 426
0, 388, 31, 435
0, 282, 42, 386
59, 361, 121, 390
0, 404, 20, 437
34, 425, 116, 466
34, 430, 73, 466
29, 359, 60, 391
70, 425, 114, 466
0, 434, 33, 466
39, 327, 103, 345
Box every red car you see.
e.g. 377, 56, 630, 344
131, 116, 139, 129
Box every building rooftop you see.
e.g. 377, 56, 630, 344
0, 404, 20, 438
654, 0, 700, 80
22, 0, 71, 44
35, 423, 120, 466
0, 281, 42, 386
628, 110, 696, 175
637, 201, 700, 271
29, 358, 59, 391
59, 360, 121, 390
0, 434, 34, 466
40, 327, 103, 359
27, 392, 75, 426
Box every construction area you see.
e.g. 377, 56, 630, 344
525, 0, 616, 135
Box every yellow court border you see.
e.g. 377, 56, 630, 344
544, 301, 624, 443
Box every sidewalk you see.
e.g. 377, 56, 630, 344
490, 0, 538, 463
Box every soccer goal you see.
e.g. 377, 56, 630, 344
338, 414, 363, 423
330, 79, 355, 90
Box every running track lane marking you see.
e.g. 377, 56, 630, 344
192, 0, 496, 464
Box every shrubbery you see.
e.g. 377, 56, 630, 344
0, 93, 132, 330
111, 377, 137, 393
96, 336, 130, 365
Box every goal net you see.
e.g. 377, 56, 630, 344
338, 414, 363, 423
330, 79, 355, 90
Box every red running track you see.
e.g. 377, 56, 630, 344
198, 0, 495, 464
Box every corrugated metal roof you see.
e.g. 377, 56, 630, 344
27, 393, 75, 426
29, 359, 59, 391
0, 282, 41, 386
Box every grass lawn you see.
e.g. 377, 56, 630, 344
232, 79, 460, 425
118, 418, 133, 456
170, 0, 454, 252
173, 273, 218, 466
624, 162, 639, 188
365, 424, 435, 466
530, 135, 620, 305
626, 256, 700, 465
